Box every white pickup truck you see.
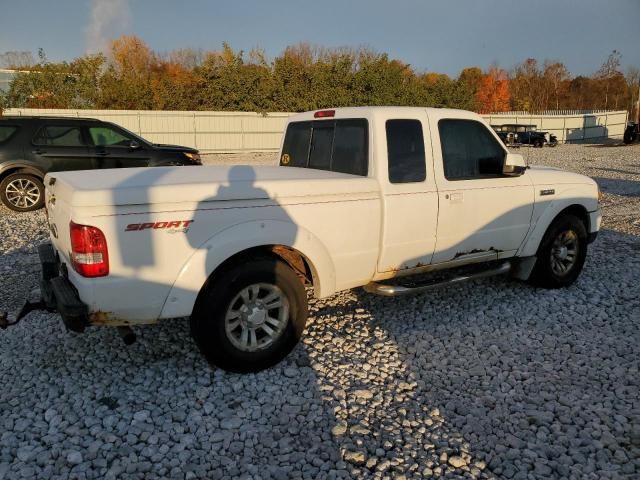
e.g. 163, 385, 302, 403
4, 107, 601, 372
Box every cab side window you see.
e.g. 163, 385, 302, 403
33, 125, 86, 147
439, 119, 506, 180
386, 119, 426, 184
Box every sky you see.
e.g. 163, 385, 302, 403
1, 0, 639, 77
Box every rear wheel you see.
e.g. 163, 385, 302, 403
529, 214, 588, 288
0, 173, 45, 212
190, 256, 308, 373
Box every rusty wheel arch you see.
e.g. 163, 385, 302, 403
195, 245, 316, 311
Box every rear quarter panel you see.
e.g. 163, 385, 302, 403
71, 189, 381, 323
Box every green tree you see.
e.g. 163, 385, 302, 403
195, 43, 274, 111
6, 53, 105, 109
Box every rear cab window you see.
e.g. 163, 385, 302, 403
280, 119, 368, 176
0, 125, 18, 144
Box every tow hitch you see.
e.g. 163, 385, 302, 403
0, 298, 50, 329
1, 244, 89, 333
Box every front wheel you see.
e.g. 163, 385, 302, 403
0, 173, 45, 212
528, 214, 588, 288
190, 256, 308, 373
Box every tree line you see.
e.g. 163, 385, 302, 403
1, 36, 638, 116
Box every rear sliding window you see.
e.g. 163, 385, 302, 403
280, 119, 368, 176
0, 126, 18, 144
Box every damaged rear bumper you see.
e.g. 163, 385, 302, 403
37, 243, 89, 332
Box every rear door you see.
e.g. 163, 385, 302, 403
376, 113, 439, 273
31, 122, 93, 171
86, 122, 151, 169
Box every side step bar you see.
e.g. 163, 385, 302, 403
364, 261, 512, 297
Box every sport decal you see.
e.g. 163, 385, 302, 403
125, 220, 194, 233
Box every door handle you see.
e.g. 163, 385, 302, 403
32, 149, 45, 154
95, 151, 109, 156
446, 192, 463, 203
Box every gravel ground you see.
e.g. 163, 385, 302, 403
1, 144, 639, 479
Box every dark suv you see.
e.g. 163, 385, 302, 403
0, 116, 202, 212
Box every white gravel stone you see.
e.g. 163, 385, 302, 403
448, 456, 467, 468
66, 451, 83, 465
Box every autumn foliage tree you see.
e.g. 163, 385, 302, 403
2, 37, 638, 115
475, 67, 510, 113
98, 35, 155, 109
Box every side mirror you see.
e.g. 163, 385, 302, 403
129, 140, 140, 150
503, 153, 527, 176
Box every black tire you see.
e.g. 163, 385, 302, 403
0, 173, 45, 212
535, 139, 544, 148
528, 214, 588, 288
623, 130, 636, 145
190, 256, 308, 373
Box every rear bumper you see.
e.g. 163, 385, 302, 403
588, 208, 602, 241
39, 244, 89, 332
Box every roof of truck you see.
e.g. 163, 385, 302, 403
287, 106, 482, 122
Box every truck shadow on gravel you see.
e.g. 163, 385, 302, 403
591, 177, 640, 198
301, 227, 639, 478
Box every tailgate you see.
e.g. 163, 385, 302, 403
44, 174, 73, 261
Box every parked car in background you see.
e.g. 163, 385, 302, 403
493, 124, 558, 148
491, 124, 517, 146
0, 116, 201, 212
623, 122, 639, 144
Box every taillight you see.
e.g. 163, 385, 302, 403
69, 221, 109, 277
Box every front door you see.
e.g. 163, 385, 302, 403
31, 123, 93, 171
86, 124, 150, 169
431, 116, 534, 264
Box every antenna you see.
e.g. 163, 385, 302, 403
636, 81, 640, 124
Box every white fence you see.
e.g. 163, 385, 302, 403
3, 108, 292, 153
484, 110, 628, 144
4, 108, 629, 152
